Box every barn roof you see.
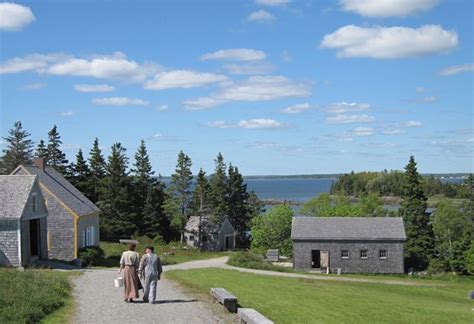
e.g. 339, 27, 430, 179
291, 217, 406, 241
0, 175, 37, 220
12, 165, 99, 217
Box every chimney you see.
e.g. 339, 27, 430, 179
34, 157, 45, 170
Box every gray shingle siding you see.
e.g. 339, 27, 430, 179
0, 220, 20, 267
44, 195, 75, 260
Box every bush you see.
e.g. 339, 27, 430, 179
227, 251, 291, 273
78, 246, 105, 266
153, 234, 165, 245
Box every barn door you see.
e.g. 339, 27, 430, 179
320, 251, 329, 269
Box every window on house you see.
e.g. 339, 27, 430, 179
32, 193, 37, 213
189, 235, 194, 241
360, 249, 368, 259
379, 250, 388, 259
341, 250, 349, 259
202, 235, 208, 242
83, 226, 96, 247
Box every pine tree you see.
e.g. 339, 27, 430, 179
99, 143, 134, 239
192, 168, 210, 249
1, 121, 34, 174
142, 183, 170, 241
227, 164, 250, 236
34, 139, 48, 160
47, 125, 68, 173
69, 149, 91, 195
209, 152, 228, 223
399, 156, 434, 271
87, 138, 106, 203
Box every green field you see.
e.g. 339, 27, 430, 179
99, 242, 228, 267
166, 268, 474, 324
0, 269, 76, 323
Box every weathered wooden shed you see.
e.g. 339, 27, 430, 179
184, 216, 236, 251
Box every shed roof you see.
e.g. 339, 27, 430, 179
291, 217, 406, 241
185, 215, 228, 234
0, 175, 37, 220
13, 165, 99, 217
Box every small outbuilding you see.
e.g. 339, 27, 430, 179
0, 175, 48, 267
292, 217, 406, 273
184, 215, 235, 251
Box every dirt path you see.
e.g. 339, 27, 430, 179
72, 268, 237, 324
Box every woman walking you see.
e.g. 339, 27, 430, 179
118, 243, 140, 303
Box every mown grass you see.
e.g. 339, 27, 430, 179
99, 241, 229, 267
0, 269, 76, 323
167, 268, 474, 324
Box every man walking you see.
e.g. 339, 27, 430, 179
138, 246, 163, 304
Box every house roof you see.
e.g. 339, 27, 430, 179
291, 217, 406, 241
0, 175, 37, 220
13, 165, 99, 217
185, 215, 226, 234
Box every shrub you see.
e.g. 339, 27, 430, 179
153, 234, 165, 245
227, 251, 291, 273
78, 246, 105, 266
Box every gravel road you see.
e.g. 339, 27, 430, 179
72, 268, 237, 324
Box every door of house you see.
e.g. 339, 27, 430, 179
311, 250, 320, 268
225, 235, 233, 250
320, 250, 329, 269
29, 219, 40, 259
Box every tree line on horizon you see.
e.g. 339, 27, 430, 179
0, 121, 263, 245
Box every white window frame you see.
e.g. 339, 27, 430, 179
341, 250, 349, 259
360, 249, 368, 259
379, 249, 388, 259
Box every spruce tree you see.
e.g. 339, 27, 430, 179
47, 125, 68, 173
142, 183, 170, 241
69, 149, 91, 195
227, 164, 250, 237
87, 138, 106, 203
34, 139, 48, 160
100, 143, 134, 239
1, 121, 34, 174
399, 156, 434, 271
192, 168, 210, 249
209, 152, 228, 223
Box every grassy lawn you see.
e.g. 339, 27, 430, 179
166, 268, 474, 324
0, 269, 77, 323
99, 241, 228, 267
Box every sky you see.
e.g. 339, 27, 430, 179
0, 0, 473, 175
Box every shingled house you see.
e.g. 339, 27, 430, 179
292, 217, 406, 273
0, 175, 48, 267
11, 159, 100, 261
184, 216, 235, 251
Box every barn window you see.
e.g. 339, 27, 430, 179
379, 250, 388, 259
341, 250, 349, 259
32, 193, 37, 213
360, 249, 368, 259
189, 235, 194, 241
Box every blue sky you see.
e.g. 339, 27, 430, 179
0, 0, 472, 175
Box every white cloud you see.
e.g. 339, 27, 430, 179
340, 0, 439, 17
382, 129, 405, 135
223, 62, 274, 75
326, 114, 375, 124
281, 103, 312, 114
247, 10, 276, 23
0, 52, 159, 82
255, 0, 290, 6
200, 48, 266, 61
184, 75, 310, 109
22, 83, 46, 90
0, 2, 34, 31
324, 102, 370, 114
74, 84, 115, 93
157, 105, 169, 111
321, 25, 458, 59
416, 86, 426, 93
92, 97, 149, 106
439, 63, 474, 76
206, 118, 283, 129
352, 127, 374, 136
60, 111, 75, 117
403, 120, 423, 128
144, 70, 227, 90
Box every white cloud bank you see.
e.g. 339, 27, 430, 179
326, 114, 375, 124
0, 2, 34, 31
92, 97, 149, 106
281, 103, 312, 114
200, 49, 266, 61
403, 120, 423, 128
324, 102, 370, 114
223, 62, 274, 75
145, 70, 227, 90
206, 118, 282, 129
352, 127, 374, 136
340, 0, 439, 17
184, 75, 310, 110
321, 25, 458, 59
439, 63, 474, 76
74, 84, 115, 93
247, 10, 276, 23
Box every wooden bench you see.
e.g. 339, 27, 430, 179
210, 288, 238, 313
266, 249, 279, 262
238, 308, 274, 324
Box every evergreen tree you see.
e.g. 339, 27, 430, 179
34, 139, 48, 160
87, 138, 106, 203
227, 164, 251, 238
208, 152, 228, 222
1, 121, 34, 174
68, 149, 91, 195
142, 183, 170, 241
47, 125, 68, 173
399, 156, 434, 271
99, 143, 134, 239
192, 168, 210, 249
